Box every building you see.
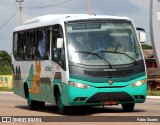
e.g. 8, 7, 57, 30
143, 49, 160, 90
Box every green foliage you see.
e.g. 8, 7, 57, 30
147, 90, 160, 96
0, 50, 12, 75
141, 44, 152, 50
0, 87, 13, 91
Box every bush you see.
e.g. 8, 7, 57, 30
141, 44, 152, 50
147, 90, 160, 96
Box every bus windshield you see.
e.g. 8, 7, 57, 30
66, 21, 142, 66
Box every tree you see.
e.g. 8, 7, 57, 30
0, 50, 12, 75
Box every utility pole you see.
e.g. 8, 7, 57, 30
16, 0, 24, 25
88, 0, 91, 15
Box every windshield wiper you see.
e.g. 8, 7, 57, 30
74, 51, 113, 68
100, 50, 138, 65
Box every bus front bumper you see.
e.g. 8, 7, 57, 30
61, 80, 147, 106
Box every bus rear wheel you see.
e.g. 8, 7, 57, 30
122, 103, 135, 112
27, 90, 45, 110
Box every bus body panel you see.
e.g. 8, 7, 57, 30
12, 60, 67, 104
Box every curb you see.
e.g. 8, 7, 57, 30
0, 91, 13, 93
147, 96, 160, 100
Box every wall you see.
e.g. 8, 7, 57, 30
0, 75, 12, 89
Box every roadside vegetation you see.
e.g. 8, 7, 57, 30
0, 50, 12, 75
0, 50, 12, 91
0, 87, 13, 92
147, 90, 160, 96
141, 44, 152, 49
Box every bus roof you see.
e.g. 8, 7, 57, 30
13, 14, 131, 32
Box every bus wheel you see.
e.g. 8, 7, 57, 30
56, 92, 66, 115
27, 92, 35, 110
27, 91, 45, 110
122, 103, 135, 112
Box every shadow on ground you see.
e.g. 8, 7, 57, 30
15, 104, 147, 116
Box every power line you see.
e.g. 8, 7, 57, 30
22, 0, 73, 9
0, 0, 73, 30
0, 9, 18, 30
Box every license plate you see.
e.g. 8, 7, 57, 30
103, 101, 117, 105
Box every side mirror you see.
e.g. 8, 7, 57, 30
57, 38, 64, 49
136, 28, 146, 43
138, 32, 146, 43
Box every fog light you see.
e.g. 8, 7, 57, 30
74, 97, 87, 102
134, 95, 144, 99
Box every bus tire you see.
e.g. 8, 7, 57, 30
122, 103, 135, 112
27, 90, 45, 110
27, 92, 35, 110
56, 91, 66, 115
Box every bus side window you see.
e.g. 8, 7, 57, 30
16, 33, 24, 60
52, 32, 58, 61
45, 30, 50, 60
14, 32, 26, 60
25, 32, 34, 60
13, 33, 18, 60
35, 30, 40, 59
36, 30, 49, 60
52, 25, 66, 70
19, 33, 25, 60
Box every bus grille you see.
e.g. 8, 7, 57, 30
86, 92, 134, 103
84, 69, 134, 77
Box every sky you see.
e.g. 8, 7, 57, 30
0, 0, 150, 53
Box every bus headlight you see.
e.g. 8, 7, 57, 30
131, 79, 147, 87
68, 82, 90, 89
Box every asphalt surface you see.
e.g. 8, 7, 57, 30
0, 92, 160, 125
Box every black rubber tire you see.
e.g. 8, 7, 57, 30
27, 89, 45, 110
56, 92, 67, 115
122, 103, 135, 112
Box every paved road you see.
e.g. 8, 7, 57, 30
0, 92, 160, 125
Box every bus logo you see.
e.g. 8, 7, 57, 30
108, 80, 113, 85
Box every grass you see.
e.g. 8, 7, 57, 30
0, 87, 13, 92
147, 90, 160, 96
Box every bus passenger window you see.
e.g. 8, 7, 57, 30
45, 30, 51, 60
13, 33, 18, 60
19, 33, 25, 60
25, 32, 34, 60
35, 29, 50, 60
15, 33, 25, 60
38, 31, 45, 59
52, 37, 58, 61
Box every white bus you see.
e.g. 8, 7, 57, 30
12, 14, 147, 114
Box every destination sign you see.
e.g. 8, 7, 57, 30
72, 24, 101, 30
